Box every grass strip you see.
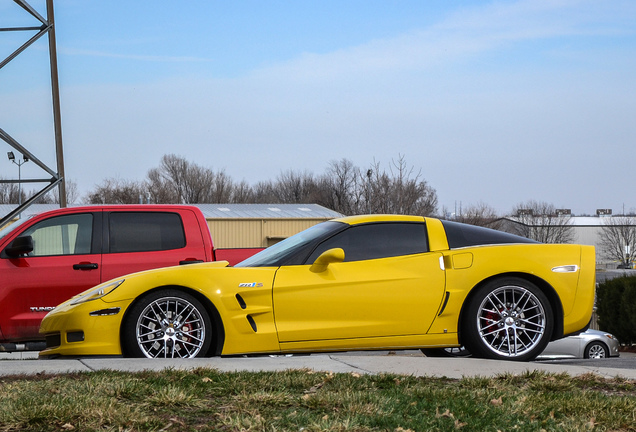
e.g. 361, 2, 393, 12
0, 368, 634, 431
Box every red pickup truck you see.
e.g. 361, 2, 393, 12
0, 205, 262, 351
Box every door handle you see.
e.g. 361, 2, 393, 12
179, 259, 204, 265
73, 263, 99, 270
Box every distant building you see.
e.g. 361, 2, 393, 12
196, 204, 342, 248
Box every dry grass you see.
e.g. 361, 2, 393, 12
0, 368, 635, 431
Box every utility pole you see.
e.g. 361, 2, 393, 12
47, 0, 66, 207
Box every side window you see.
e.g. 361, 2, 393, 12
306, 222, 428, 263
21, 213, 93, 256
108, 212, 186, 253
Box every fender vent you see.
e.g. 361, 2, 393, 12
236, 294, 247, 309
246, 315, 257, 332
438, 292, 451, 316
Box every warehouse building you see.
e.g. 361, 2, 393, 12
196, 204, 342, 248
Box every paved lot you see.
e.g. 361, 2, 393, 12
1, 350, 635, 380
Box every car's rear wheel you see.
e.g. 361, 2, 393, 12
584, 341, 608, 359
462, 277, 553, 362
122, 289, 212, 358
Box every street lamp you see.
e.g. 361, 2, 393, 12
7, 151, 29, 205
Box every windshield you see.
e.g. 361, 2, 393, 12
235, 221, 346, 267
0, 215, 34, 242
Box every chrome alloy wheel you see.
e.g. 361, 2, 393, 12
135, 296, 207, 358
476, 285, 546, 357
586, 343, 607, 359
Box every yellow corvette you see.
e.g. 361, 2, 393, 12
40, 215, 595, 362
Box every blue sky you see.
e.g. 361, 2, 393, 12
1, 0, 635, 215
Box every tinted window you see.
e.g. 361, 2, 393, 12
441, 220, 537, 249
109, 212, 186, 253
306, 222, 428, 263
21, 213, 93, 256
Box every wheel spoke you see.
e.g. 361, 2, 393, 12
476, 284, 547, 358
135, 296, 207, 359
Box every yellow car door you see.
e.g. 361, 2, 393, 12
272, 221, 446, 343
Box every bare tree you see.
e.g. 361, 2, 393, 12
60, 180, 80, 205
147, 154, 205, 203
231, 180, 255, 203
146, 167, 180, 204
317, 159, 365, 215
449, 201, 502, 229
0, 180, 22, 204
146, 154, 242, 204
86, 178, 148, 204
263, 170, 321, 204
205, 170, 235, 203
505, 200, 574, 243
29, 179, 81, 205
81, 153, 439, 214
598, 216, 636, 268
251, 180, 277, 203
366, 156, 437, 216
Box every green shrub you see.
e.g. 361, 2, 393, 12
596, 275, 636, 344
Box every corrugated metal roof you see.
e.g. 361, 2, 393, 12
196, 204, 342, 219
1, 203, 343, 220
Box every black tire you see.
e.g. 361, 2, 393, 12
122, 289, 212, 358
420, 347, 472, 357
462, 277, 553, 362
584, 341, 608, 359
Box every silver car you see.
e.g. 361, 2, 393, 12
537, 329, 620, 359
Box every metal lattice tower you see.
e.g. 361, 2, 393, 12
0, 0, 66, 228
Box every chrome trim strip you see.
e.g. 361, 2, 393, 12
551, 265, 579, 273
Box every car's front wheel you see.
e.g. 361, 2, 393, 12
462, 277, 553, 362
584, 341, 609, 359
122, 289, 212, 358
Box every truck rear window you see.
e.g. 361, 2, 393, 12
108, 212, 186, 253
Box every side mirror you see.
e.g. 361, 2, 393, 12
310, 248, 345, 273
5, 235, 34, 257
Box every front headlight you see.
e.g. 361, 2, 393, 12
70, 279, 125, 305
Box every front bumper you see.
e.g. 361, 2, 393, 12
39, 298, 131, 357
607, 335, 621, 357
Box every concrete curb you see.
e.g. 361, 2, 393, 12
2, 354, 636, 380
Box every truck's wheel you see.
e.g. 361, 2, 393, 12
122, 289, 212, 358
462, 277, 553, 362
